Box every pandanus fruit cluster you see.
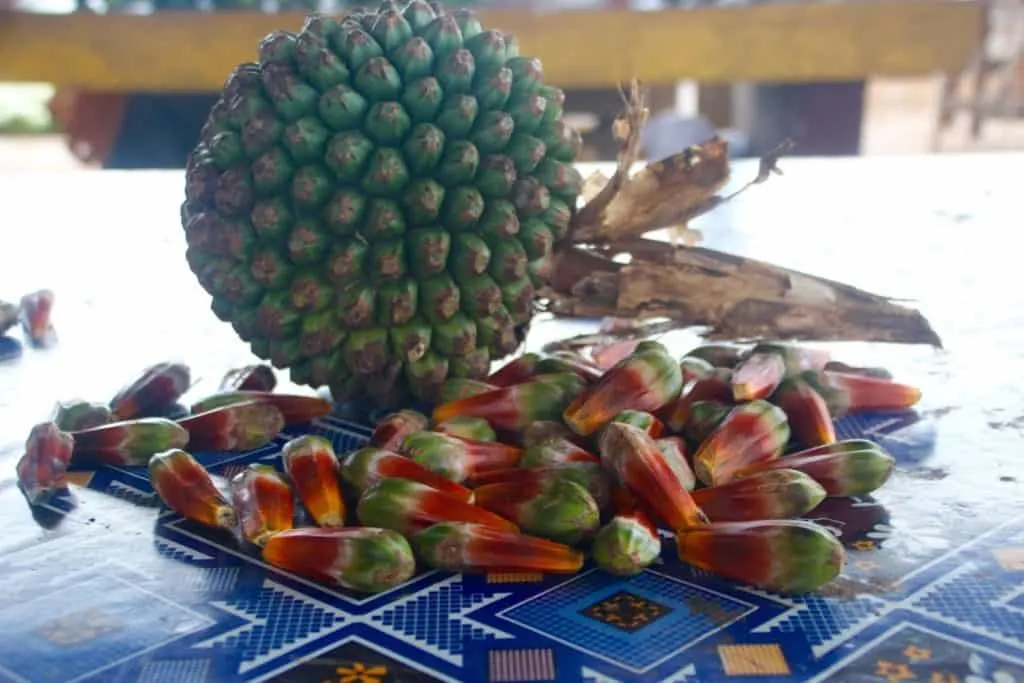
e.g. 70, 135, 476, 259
14, 339, 916, 595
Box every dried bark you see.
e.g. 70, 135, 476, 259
551, 81, 942, 348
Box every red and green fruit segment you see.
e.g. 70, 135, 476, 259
263, 527, 417, 593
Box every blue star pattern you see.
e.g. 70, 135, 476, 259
4, 407, 1024, 682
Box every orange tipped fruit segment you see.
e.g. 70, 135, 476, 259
598, 422, 708, 531
110, 362, 191, 420
179, 401, 285, 452
486, 352, 542, 387
189, 392, 333, 426
16, 422, 75, 504
433, 372, 585, 433
822, 370, 922, 415
467, 462, 612, 512
473, 478, 601, 545
282, 435, 346, 527
655, 436, 697, 492
737, 442, 896, 497
521, 436, 600, 468
149, 448, 237, 530
230, 464, 295, 547
401, 431, 522, 483
263, 527, 416, 593
691, 469, 826, 522
357, 478, 517, 537
340, 447, 474, 502
692, 400, 790, 487
370, 409, 430, 451
412, 522, 585, 574
434, 416, 497, 442
662, 368, 734, 432
772, 377, 837, 448
71, 417, 190, 466
676, 519, 846, 595
731, 348, 787, 402
564, 341, 683, 436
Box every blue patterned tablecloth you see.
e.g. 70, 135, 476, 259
1, 155, 1022, 682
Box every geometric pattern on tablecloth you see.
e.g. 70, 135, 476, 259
811, 621, 1024, 682
6, 405, 1024, 682
498, 570, 759, 673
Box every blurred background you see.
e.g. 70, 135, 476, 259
0, 0, 1022, 170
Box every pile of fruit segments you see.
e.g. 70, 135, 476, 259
14, 340, 920, 596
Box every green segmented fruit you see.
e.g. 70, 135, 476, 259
181, 1, 581, 407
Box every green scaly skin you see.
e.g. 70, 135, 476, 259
356, 477, 435, 537
411, 521, 467, 571
333, 528, 418, 593
609, 410, 659, 433
591, 517, 661, 577
180, 1, 583, 410
838, 449, 896, 496
51, 400, 112, 432
339, 446, 390, 492
771, 522, 846, 594
514, 479, 600, 546
400, 431, 467, 481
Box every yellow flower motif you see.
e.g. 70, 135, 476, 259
903, 646, 932, 662
875, 659, 915, 682
335, 662, 388, 683
852, 539, 877, 552
929, 672, 959, 683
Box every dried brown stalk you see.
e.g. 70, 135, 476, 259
549, 81, 942, 348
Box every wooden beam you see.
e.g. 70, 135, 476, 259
0, 3, 983, 92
